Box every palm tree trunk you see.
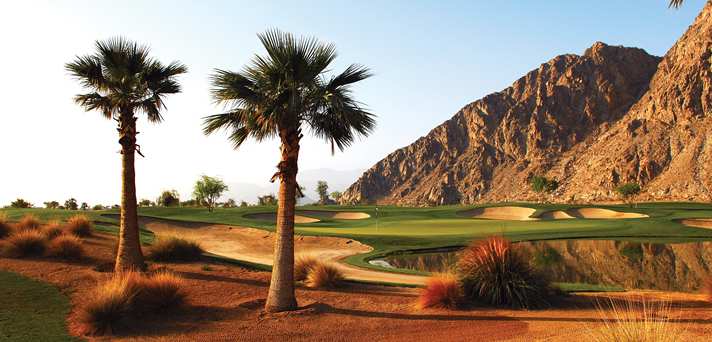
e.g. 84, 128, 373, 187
265, 128, 300, 312
114, 115, 145, 272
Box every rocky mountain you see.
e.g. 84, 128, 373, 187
342, 3, 712, 205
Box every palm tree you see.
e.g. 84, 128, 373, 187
66, 38, 187, 272
203, 29, 375, 312
669, 0, 684, 8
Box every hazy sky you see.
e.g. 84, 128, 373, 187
0, 0, 706, 206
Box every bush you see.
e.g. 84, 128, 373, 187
0, 213, 11, 239
16, 214, 41, 231
457, 236, 551, 309
589, 299, 685, 342
147, 236, 204, 262
417, 273, 462, 310
42, 220, 64, 240
48, 235, 84, 260
79, 271, 186, 335
3, 230, 47, 257
294, 255, 319, 281
305, 262, 344, 288
65, 215, 93, 237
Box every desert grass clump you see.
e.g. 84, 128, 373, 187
79, 270, 186, 335
64, 215, 93, 237
457, 236, 551, 309
294, 255, 320, 281
3, 230, 48, 257
588, 298, 687, 342
16, 214, 41, 231
48, 235, 84, 260
417, 273, 462, 310
42, 220, 64, 240
0, 213, 11, 239
305, 262, 344, 288
147, 236, 204, 262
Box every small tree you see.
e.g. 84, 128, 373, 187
138, 199, 152, 207
316, 181, 329, 205
92, 204, 104, 210
223, 199, 237, 208
157, 190, 180, 207
80, 202, 90, 210
615, 182, 641, 207
44, 201, 60, 209
10, 198, 33, 208
193, 175, 228, 212
258, 194, 278, 206
330, 191, 343, 203
64, 198, 78, 210
239, 201, 249, 207
529, 175, 558, 202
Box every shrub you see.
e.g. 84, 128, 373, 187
48, 235, 84, 260
589, 298, 685, 342
457, 236, 551, 309
295, 255, 319, 281
16, 214, 41, 231
305, 262, 344, 288
0, 213, 11, 239
147, 236, 204, 262
42, 220, 64, 240
417, 273, 462, 309
79, 271, 186, 335
3, 230, 47, 257
65, 215, 93, 237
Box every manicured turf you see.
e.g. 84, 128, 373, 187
0, 271, 77, 341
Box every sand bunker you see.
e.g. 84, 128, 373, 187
566, 208, 648, 219
244, 213, 321, 224
461, 206, 538, 221
538, 210, 575, 220
680, 219, 712, 229
298, 210, 370, 220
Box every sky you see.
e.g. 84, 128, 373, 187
0, 0, 706, 206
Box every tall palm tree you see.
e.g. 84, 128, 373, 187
203, 29, 375, 312
66, 38, 187, 272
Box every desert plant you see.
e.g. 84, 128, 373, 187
588, 298, 686, 342
65, 215, 94, 237
457, 236, 551, 309
67, 38, 186, 272
3, 230, 48, 257
316, 181, 330, 204
294, 255, 319, 281
42, 220, 64, 240
305, 262, 344, 288
16, 214, 41, 231
0, 213, 11, 239
417, 273, 462, 310
147, 236, 204, 262
616, 182, 642, 207
203, 29, 375, 312
135, 271, 186, 311
49, 235, 84, 259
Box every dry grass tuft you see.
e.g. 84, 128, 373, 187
458, 236, 551, 309
0, 213, 11, 239
79, 270, 186, 336
305, 262, 344, 288
147, 236, 204, 262
705, 277, 712, 304
417, 273, 462, 310
42, 220, 64, 240
588, 298, 687, 342
3, 230, 47, 257
294, 255, 319, 281
16, 214, 41, 231
64, 215, 93, 237
48, 234, 84, 260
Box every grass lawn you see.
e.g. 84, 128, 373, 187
0, 271, 77, 341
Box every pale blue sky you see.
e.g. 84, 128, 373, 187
0, 0, 706, 205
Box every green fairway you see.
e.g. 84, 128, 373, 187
0, 271, 77, 341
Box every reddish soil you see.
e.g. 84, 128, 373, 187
1, 233, 711, 341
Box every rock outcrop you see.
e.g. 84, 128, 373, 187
342, 3, 712, 205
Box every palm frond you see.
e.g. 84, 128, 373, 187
669, 0, 684, 8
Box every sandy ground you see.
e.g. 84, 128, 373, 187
538, 210, 575, 219
244, 213, 321, 224
460, 206, 538, 220
298, 210, 371, 220
138, 216, 427, 286
1, 233, 711, 341
681, 219, 712, 229
566, 208, 648, 219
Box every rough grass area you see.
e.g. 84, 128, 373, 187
64, 215, 93, 237
0, 213, 11, 238
148, 236, 204, 262
305, 262, 344, 288
16, 214, 41, 231
3, 230, 48, 257
48, 235, 85, 260
294, 255, 319, 281
588, 299, 687, 342
417, 273, 461, 309
0, 271, 76, 341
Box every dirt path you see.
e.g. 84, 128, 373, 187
136, 216, 427, 286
